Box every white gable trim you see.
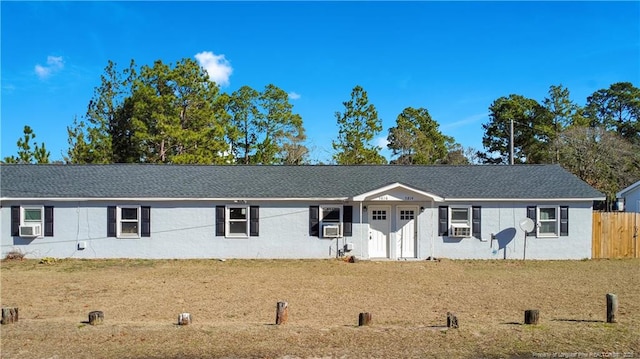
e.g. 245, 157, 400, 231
617, 180, 640, 198
351, 182, 444, 202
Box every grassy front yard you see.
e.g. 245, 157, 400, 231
1, 258, 638, 358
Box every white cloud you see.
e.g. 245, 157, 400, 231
375, 136, 389, 149
288, 92, 301, 100
194, 51, 233, 87
34, 56, 64, 79
35, 65, 50, 78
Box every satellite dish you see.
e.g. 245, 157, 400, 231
519, 218, 535, 232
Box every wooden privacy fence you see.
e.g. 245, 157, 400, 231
592, 212, 640, 259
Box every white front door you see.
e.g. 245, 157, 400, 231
397, 206, 417, 258
368, 206, 390, 258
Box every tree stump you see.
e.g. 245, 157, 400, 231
88, 311, 104, 325
1, 307, 18, 325
178, 312, 191, 325
606, 293, 618, 323
447, 312, 459, 329
524, 309, 539, 325
358, 312, 372, 326
275, 302, 288, 325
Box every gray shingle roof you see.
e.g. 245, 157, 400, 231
0, 164, 605, 200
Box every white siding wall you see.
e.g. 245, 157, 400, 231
1, 200, 593, 260
1, 201, 365, 259
421, 202, 593, 260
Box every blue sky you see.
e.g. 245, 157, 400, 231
2, 1, 639, 163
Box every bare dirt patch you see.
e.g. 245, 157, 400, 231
1, 258, 639, 358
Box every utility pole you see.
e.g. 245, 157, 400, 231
510, 118, 514, 165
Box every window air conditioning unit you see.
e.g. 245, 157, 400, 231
450, 224, 471, 238
322, 224, 342, 238
19, 224, 41, 237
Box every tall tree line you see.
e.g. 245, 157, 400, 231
66, 59, 307, 165
478, 82, 640, 202
332, 86, 465, 165
3, 56, 639, 201
63, 60, 465, 166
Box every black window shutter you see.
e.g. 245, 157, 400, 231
250, 206, 259, 236
342, 205, 353, 237
526, 206, 537, 236
309, 206, 319, 237
141, 206, 151, 237
215, 206, 225, 236
560, 206, 569, 236
438, 206, 448, 236
472, 206, 481, 239
44, 206, 54, 237
11, 206, 20, 236
107, 206, 117, 237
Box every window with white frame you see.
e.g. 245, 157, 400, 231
227, 206, 249, 237
321, 206, 341, 223
22, 206, 43, 226
449, 206, 471, 237
215, 205, 259, 238
12, 205, 55, 238
309, 205, 352, 238
450, 207, 470, 225
21, 206, 44, 237
319, 206, 342, 238
537, 206, 558, 237
438, 205, 481, 238
118, 206, 140, 237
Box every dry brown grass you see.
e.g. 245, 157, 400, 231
1, 258, 639, 359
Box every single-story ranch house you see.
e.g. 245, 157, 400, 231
1, 164, 604, 260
